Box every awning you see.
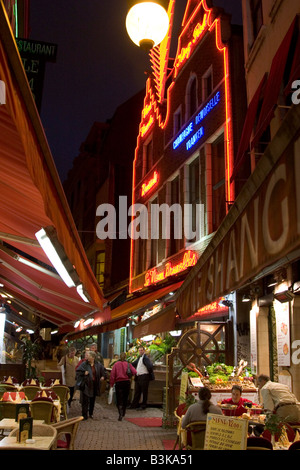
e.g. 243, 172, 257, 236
133, 303, 176, 338
110, 281, 183, 320
176, 298, 229, 324
65, 312, 128, 341
230, 73, 267, 182
0, 4, 105, 331
251, 17, 297, 148
285, 17, 300, 96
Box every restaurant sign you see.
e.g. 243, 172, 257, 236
176, 131, 300, 319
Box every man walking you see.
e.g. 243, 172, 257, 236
130, 346, 154, 410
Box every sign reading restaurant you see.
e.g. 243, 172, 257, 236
176, 109, 300, 319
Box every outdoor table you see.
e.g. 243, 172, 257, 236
0, 418, 45, 433
0, 435, 55, 450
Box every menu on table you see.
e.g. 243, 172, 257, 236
204, 413, 248, 450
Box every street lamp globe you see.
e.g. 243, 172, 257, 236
126, 1, 169, 51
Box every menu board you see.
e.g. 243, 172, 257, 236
275, 301, 290, 367
179, 371, 189, 403
204, 414, 248, 450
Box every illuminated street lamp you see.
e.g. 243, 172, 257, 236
126, 0, 169, 51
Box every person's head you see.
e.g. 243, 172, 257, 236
90, 343, 97, 352
199, 387, 212, 415
68, 347, 76, 358
138, 346, 145, 356
87, 351, 96, 364
120, 352, 127, 361
257, 374, 270, 389
199, 386, 212, 401
231, 385, 243, 403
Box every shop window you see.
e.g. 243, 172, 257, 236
96, 251, 105, 287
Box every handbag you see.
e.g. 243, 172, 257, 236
126, 362, 133, 378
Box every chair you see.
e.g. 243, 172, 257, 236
288, 440, 300, 450
51, 416, 83, 450
184, 421, 207, 450
246, 437, 273, 450
52, 385, 69, 419
30, 401, 55, 424
23, 386, 41, 400
0, 385, 17, 400
0, 402, 17, 419
9, 424, 57, 449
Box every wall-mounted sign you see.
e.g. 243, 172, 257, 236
16, 38, 58, 113
141, 171, 159, 197
144, 250, 197, 286
0, 80, 5, 105
173, 91, 221, 151
275, 300, 290, 367
174, 2, 211, 75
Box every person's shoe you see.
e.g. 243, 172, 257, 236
89, 415, 94, 419
118, 415, 123, 421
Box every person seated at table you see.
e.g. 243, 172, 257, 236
221, 385, 256, 416
181, 387, 222, 429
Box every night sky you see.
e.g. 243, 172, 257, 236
29, 1, 242, 182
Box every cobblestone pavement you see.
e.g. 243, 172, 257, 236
67, 392, 177, 451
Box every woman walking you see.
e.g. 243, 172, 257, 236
76, 350, 106, 420
110, 352, 136, 421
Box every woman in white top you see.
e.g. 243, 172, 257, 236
181, 386, 222, 429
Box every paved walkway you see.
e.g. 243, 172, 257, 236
68, 391, 177, 451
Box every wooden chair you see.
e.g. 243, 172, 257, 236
0, 402, 17, 419
184, 421, 207, 450
52, 385, 69, 420
30, 401, 55, 424
246, 437, 273, 450
23, 386, 41, 400
51, 416, 83, 450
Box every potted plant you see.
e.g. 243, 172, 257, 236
20, 336, 41, 379
264, 412, 284, 446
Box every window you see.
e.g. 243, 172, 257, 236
186, 75, 198, 119
96, 251, 105, 287
211, 134, 226, 231
143, 138, 153, 177
187, 157, 200, 242
137, 237, 147, 275
174, 107, 182, 136
150, 197, 158, 267
202, 67, 213, 101
250, 0, 263, 40
168, 176, 182, 256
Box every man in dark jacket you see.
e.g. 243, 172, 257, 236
76, 350, 106, 419
130, 346, 154, 410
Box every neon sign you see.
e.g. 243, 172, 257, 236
175, 13, 209, 73
144, 250, 197, 286
140, 114, 154, 137
141, 171, 159, 197
173, 91, 220, 151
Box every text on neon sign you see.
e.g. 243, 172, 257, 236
141, 171, 159, 197
144, 250, 197, 286
175, 14, 208, 71
173, 91, 221, 151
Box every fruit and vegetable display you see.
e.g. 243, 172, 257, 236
183, 359, 257, 390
